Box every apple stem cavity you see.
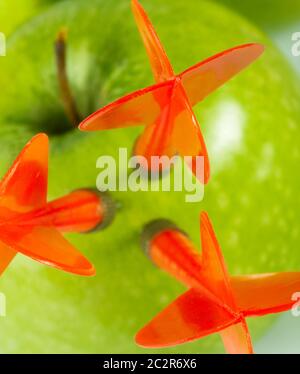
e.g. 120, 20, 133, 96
55, 29, 81, 128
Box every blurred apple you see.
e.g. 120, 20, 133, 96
213, 0, 300, 32
0, 0, 300, 353
213, 0, 300, 75
0, 0, 60, 36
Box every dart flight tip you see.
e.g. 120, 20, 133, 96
200, 211, 210, 226
71, 259, 96, 277
32, 132, 49, 142
252, 42, 265, 54
78, 114, 94, 132
46, 251, 96, 277
135, 327, 159, 348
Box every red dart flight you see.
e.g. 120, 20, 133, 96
0, 133, 114, 277
137, 213, 300, 353
79, 0, 264, 183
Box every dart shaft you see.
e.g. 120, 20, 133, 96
131, 0, 174, 82
21, 190, 105, 233
149, 227, 204, 290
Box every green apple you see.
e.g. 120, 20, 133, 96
0, 0, 60, 36
0, 0, 300, 353
213, 0, 300, 32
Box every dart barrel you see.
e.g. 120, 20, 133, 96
36, 189, 117, 233
140, 219, 204, 290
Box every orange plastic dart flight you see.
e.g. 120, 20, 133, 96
137, 213, 300, 353
0, 133, 115, 277
79, 0, 264, 183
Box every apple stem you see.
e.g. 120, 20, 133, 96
55, 29, 81, 128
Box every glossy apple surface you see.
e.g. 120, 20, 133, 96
0, 0, 300, 353
215, 0, 300, 31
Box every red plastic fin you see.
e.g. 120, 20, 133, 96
232, 272, 300, 317
180, 43, 264, 107
0, 225, 95, 276
200, 212, 236, 309
133, 81, 177, 165
79, 81, 172, 132
133, 81, 210, 181
170, 83, 210, 184
0, 134, 48, 215
220, 317, 254, 354
21, 190, 104, 233
136, 288, 238, 348
131, 0, 174, 82
0, 240, 16, 276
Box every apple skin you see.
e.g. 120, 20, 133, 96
214, 0, 300, 31
0, 0, 300, 353
215, 0, 300, 78
0, 0, 60, 36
